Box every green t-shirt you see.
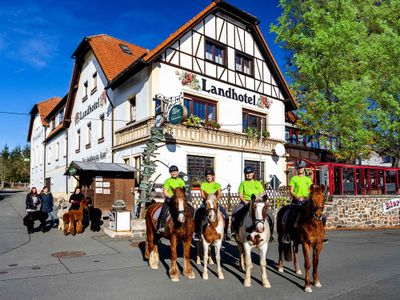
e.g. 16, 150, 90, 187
238, 180, 264, 201
201, 181, 221, 195
163, 177, 186, 197
289, 175, 312, 198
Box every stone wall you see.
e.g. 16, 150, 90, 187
325, 195, 400, 229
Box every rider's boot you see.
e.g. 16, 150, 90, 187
157, 203, 168, 234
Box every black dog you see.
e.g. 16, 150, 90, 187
23, 211, 49, 234
88, 205, 103, 232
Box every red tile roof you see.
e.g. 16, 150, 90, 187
87, 34, 148, 81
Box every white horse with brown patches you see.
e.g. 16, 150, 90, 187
234, 193, 271, 288
195, 191, 225, 280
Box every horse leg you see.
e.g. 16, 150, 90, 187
259, 244, 271, 288
147, 227, 159, 269
202, 239, 210, 280
243, 243, 253, 287
183, 238, 195, 279
208, 246, 214, 265
196, 240, 202, 265
236, 242, 245, 272
302, 242, 312, 292
215, 239, 224, 279
313, 243, 323, 288
277, 238, 284, 273
293, 243, 302, 275
169, 235, 179, 282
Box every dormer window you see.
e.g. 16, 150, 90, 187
83, 81, 88, 101
91, 72, 97, 94
120, 44, 132, 55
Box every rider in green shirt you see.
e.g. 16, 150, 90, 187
157, 165, 186, 234
194, 168, 229, 241
231, 166, 274, 240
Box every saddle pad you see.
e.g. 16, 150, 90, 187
152, 207, 171, 222
282, 210, 290, 225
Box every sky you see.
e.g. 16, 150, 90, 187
0, 0, 289, 150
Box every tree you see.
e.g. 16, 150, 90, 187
271, 0, 400, 165
0, 145, 11, 188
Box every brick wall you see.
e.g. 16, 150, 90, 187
325, 196, 400, 229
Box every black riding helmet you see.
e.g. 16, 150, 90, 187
244, 166, 254, 174
295, 160, 307, 169
169, 165, 179, 172
204, 168, 215, 176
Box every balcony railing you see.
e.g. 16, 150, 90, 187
114, 118, 280, 154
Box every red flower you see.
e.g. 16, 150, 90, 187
184, 72, 193, 83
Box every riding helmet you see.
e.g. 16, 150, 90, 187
295, 160, 307, 169
169, 165, 179, 172
204, 168, 215, 176
244, 166, 254, 174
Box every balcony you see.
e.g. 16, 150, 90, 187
114, 118, 280, 155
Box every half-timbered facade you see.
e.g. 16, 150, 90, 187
110, 1, 296, 191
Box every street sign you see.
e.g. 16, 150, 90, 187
168, 104, 187, 125
269, 175, 281, 190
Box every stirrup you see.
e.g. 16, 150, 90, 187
282, 234, 290, 244
157, 227, 165, 234
192, 233, 200, 241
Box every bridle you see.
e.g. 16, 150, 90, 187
251, 199, 267, 228
308, 192, 324, 221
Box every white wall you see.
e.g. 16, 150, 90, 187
29, 115, 46, 189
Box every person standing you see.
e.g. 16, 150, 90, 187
25, 187, 41, 212
39, 186, 55, 228
69, 187, 85, 211
157, 165, 186, 234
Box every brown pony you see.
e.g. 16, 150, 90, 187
277, 185, 325, 292
62, 199, 88, 236
144, 187, 195, 282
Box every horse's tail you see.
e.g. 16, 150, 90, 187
277, 205, 293, 262
283, 241, 292, 261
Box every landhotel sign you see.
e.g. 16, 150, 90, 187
75, 90, 108, 124
382, 198, 400, 213
176, 70, 272, 109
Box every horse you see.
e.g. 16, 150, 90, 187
234, 194, 271, 288
144, 187, 195, 282
195, 191, 225, 280
277, 185, 325, 293
23, 211, 49, 234
62, 199, 88, 235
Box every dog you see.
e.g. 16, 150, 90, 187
23, 211, 49, 234
87, 199, 103, 232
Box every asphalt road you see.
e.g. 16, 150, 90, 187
0, 192, 399, 300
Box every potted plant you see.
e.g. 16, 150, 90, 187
112, 199, 126, 211
184, 115, 203, 127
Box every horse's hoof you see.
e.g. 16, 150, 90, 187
196, 257, 201, 265
314, 281, 322, 288
149, 264, 158, 270
171, 277, 180, 282
218, 273, 224, 280
296, 269, 302, 275
185, 271, 195, 279
202, 273, 209, 280
304, 286, 312, 293
263, 280, 271, 288
278, 267, 284, 273
208, 258, 214, 265
244, 280, 251, 287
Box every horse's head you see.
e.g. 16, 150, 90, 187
202, 191, 219, 224
80, 199, 89, 209
309, 185, 325, 221
172, 187, 187, 223
250, 193, 268, 233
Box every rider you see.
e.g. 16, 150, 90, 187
157, 165, 186, 234
193, 168, 230, 241
231, 166, 274, 241
283, 160, 328, 244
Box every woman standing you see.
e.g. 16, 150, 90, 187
39, 186, 55, 228
69, 187, 85, 211
25, 187, 41, 212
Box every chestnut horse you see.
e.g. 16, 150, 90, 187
234, 194, 271, 288
145, 187, 195, 281
195, 191, 225, 280
277, 185, 325, 292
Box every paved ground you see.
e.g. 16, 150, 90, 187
1, 192, 399, 300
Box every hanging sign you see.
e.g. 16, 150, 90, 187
68, 166, 77, 176
168, 104, 187, 125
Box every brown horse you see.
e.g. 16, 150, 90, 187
144, 187, 195, 281
277, 185, 325, 292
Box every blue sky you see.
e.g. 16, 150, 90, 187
0, 0, 289, 150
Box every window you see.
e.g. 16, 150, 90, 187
76, 129, 81, 152
83, 81, 88, 101
235, 52, 253, 76
55, 142, 59, 161
187, 155, 214, 186
244, 160, 265, 182
205, 39, 226, 65
48, 147, 52, 165
58, 110, 64, 124
134, 155, 141, 186
98, 114, 104, 143
64, 135, 67, 157
242, 109, 266, 132
86, 122, 92, 148
123, 157, 130, 165
91, 72, 97, 94
184, 95, 217, 121
128, 97, 136, 123
50, 118, 55, 130
120, 44, 132, 55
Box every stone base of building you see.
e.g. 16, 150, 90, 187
103, 227, 132, 238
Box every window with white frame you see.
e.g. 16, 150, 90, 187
59, 110, 64, 124
48, 147, 52, 164
64, 135, 67, 157
235, 52, 253, 76
76, 129, 81, 151
129, 97, 136, 123
205, 39, 226, 66
55, 142, 59, 161
86, 122, 91, 147
99, 114, 104, 142
83, 81, 88, 100
92, 72, 97, 93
